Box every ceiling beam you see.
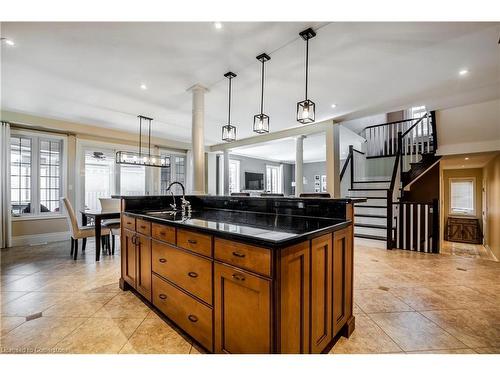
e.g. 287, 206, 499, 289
209, 119, 336, 152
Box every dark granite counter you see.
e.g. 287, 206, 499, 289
118, 195, 364, 248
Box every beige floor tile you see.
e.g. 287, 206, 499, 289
0, 291, 28, 306
330, 314, 402, 354
0, 316, 26, 336
53, 317, 144, 354
421, 309, 500, 348
119, 315, 192, 354
43, 292, 117, 317
389, 287, 459, 311
369, 312, 468, 352
0, 316, 85, 353
406, 348, 477, 354
355, 289, 414, 313
1, 292, 71, 317
93, 292, 151, 319
473, 347, 500, 354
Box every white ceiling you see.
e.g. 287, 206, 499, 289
1, 22, 499, 146
441, 151, 499, 169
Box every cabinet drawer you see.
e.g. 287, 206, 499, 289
152, 223, 176, 244
122, 215, 136, 231
152, 240, 212, 304
214, 238, 271, 277
152, 274, 213, 351
177, 229, 212, 257
136, 218, 151, 236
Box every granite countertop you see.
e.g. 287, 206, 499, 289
124, 208, 352, 248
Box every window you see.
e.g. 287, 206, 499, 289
10, 132, 65, 217
266, 165, 282, 194
10, 136, 32, 215
408, 105, 429, 137
450, 178, 475, 216
160, 153, 186, 195
84, 150, 115, 211
120, 165, 146, 196
228, 160, 240, 194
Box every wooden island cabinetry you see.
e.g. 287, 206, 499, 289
119, 202, 355, 354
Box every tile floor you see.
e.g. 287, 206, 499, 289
1, 238, 499, 354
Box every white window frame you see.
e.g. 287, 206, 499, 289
266, 164, 283, 194
228, 159, 240, 194
10, 129, 67, 221
449, 177, 476, 217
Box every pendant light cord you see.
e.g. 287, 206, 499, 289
260, 59, 265, 114
228, 76, 232, 125
305, 38, 309, 100
148, 118, 152, 159
138, 116, 142, 157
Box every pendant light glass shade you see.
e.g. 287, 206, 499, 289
297, 28, 317, 124
116, 116, 169, 168
253, 113, 269, 134
222, 71, 237, 142
253, 53, 271, 134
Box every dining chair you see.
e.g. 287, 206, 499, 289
62, 197, 110, 260
99, 198, 121, 255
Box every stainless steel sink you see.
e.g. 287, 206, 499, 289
143, 210, 179, 216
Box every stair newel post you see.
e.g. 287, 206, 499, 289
386, 190, 393, 249
398, 132, 403, 182
432, 198, 439, 253
430, 111, 437, 152
349, 145, 354, 190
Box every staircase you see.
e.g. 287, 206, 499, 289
348, 179, 391, 242
341, 111, 440, 251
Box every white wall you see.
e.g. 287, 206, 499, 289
436, 99, 500, 155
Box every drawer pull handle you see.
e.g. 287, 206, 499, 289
159, 258, 167, 263
188, 271, 198, 278
188, 314, 198, 323
140, 225, 146, 229
159, 231, 166, 236
187, 239, 198, 245
232, 251, 245, 258
159, 294, 167, 300
232, 273, 246, 282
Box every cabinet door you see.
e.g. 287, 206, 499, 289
462, 223, 477, 242
214, 263, 271, 354
121, 229, 137, 287
136, 234, 152, 301
332, 227, 353, 336
279, 241, 310, 354
447, 222, 462, 241
310, 234, 332, 353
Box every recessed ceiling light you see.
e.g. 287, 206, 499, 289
465, 157, 469, 160
331, 104, 337, 109
140, 84, 147, 90
459, 69, 469, 76
214, 22, 222, 30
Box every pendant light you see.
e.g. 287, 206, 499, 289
116, 115, 170, 168
222, 72, 237, 142
296, 27, 317, 124
253, 53, 271, 134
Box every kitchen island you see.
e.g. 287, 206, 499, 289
118, 195, 361, 354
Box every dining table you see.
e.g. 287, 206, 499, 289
80, 209, 121, 261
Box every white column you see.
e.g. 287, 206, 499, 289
295, 135, 305, 197
326, 123, 341, 197
223, 150, 230, 196
188, 84, 208, 195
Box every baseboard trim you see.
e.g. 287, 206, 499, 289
484, 244, 499, 262
11, 231, 70, 247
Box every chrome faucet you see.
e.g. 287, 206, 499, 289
166, 181, 190, 215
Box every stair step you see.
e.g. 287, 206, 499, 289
353, 180, 391, 184
355, 214, 386, 218
354, 233, 387, 241
348, 188, 388, 191
355, 223, 387, 229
